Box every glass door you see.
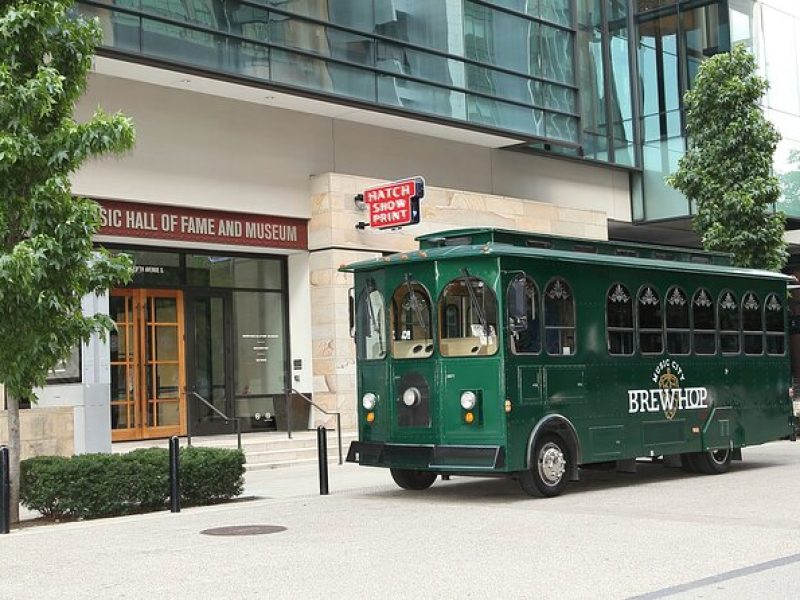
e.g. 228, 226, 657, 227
110, 289, 186, 441
186, 291, 234, 436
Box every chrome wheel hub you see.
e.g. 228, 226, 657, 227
710, 449, 729, 465
538, 443, 566, 486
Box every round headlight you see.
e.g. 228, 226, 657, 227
460, 391, 478, 410
362, 392, 377, 410
402, 387, 420, 407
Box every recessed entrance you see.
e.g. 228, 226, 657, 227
185, 290, 235, 436
110, 289, 186, 441
107, 248, 297, 441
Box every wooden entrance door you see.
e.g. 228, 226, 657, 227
110, 289, 186, 441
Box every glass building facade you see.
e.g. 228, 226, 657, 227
76, 1, 800, 222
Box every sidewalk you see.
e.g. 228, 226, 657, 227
3, 442, 800, 599
16, 458, 394, 523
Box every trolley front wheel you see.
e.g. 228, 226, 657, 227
390, 468, 437, 490
519, 433, 571, 497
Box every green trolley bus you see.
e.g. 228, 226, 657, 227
342, 228, 798, 497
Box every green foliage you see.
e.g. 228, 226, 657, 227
20, 447, 246, 519
667, 44, 787, 271
779, 150, 800, 217
0, 0, 135, 400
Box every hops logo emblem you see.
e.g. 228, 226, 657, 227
657, 368, 680, 420
627, 360, 709, 418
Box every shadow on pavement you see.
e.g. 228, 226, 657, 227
347, 458, 786, 504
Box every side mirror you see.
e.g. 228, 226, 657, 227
508, 276, 528, 333
356, 293, 373, 339
348, 288, 356, 338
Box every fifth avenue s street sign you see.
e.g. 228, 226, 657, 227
364, 177, 425, 229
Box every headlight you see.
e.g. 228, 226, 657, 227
402, 387, 420, 407
460, 391, 478, 410
362, 392, 377, 410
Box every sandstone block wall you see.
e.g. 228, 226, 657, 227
0, 407, 75, 458
307, 172, 609, 431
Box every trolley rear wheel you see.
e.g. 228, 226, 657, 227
692, 448, 732, 475
390, 468, 437, 490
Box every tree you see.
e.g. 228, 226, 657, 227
779, 150, 800, 216
667, 43, 787, 271
0, 0, 134, 523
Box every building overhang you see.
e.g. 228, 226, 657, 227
608, 217, 700, 249
91, 55, 526, 150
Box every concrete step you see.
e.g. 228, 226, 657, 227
112, 430, 358, 471
193, 434, 356, 452
244, 444, 348, 466
245, 456, 345, 472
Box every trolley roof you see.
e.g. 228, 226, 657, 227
340, 228, 792, 282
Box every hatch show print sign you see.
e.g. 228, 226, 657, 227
627, 360, 709, 420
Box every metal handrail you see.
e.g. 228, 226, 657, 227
285, 388, 342, 465
188, 391, 242, 450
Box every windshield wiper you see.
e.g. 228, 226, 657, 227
461, 268, 488, 336
404, 274, 430, 339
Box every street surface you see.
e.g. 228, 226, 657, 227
2, 441, 800, 599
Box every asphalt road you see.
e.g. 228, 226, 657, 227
2, 441, 800, 599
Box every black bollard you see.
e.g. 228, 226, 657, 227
317, 426, 329, 495
169, 436, 180, 513
1, 446, 9, 534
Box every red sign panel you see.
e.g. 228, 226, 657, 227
95, 199, 308, 250
364, 177, 424, 229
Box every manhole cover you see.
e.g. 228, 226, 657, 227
200, 525, 287, 537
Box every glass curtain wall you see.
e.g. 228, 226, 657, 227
575, 0, 637, 166
77, 1, 581, 147
749, 0, 800, 218
633, 0, 729, 221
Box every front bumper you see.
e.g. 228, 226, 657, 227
347, 441, 505, 470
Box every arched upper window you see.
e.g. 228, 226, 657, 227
390, 280, 433, 359
718, 291, 740, 355
544, 278, 575, 356
693, 289, 716, 355
765, 293, 785, 355
665, 286, 690, 355
638, 286, 662, 354
607, 283, 633, 355
439, 275, 498, 357
356, 279, 386, 360
508, 277, 541, 355
742, 292, 763, 355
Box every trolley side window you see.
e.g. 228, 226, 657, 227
356, 282, 386, 360
693, 289, 716, 355
719, 291, 740, 355
544, 278, 576, 356
508, 276, 541, 355
666, 286, 690, 355
638, 286, 663, 355
742, 292, 763, 355
390, 280, 433, 359
765, 293, 786, 355
439, 275, 498, 357
607, 283, 633, 356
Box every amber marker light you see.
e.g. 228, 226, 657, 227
366, 412, 375, 423
504, 400, 512, 413
464, 412, 475, 424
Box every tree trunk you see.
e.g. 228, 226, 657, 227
7, 394, 20, 524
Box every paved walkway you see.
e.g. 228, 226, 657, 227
3, 442, 800, 599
